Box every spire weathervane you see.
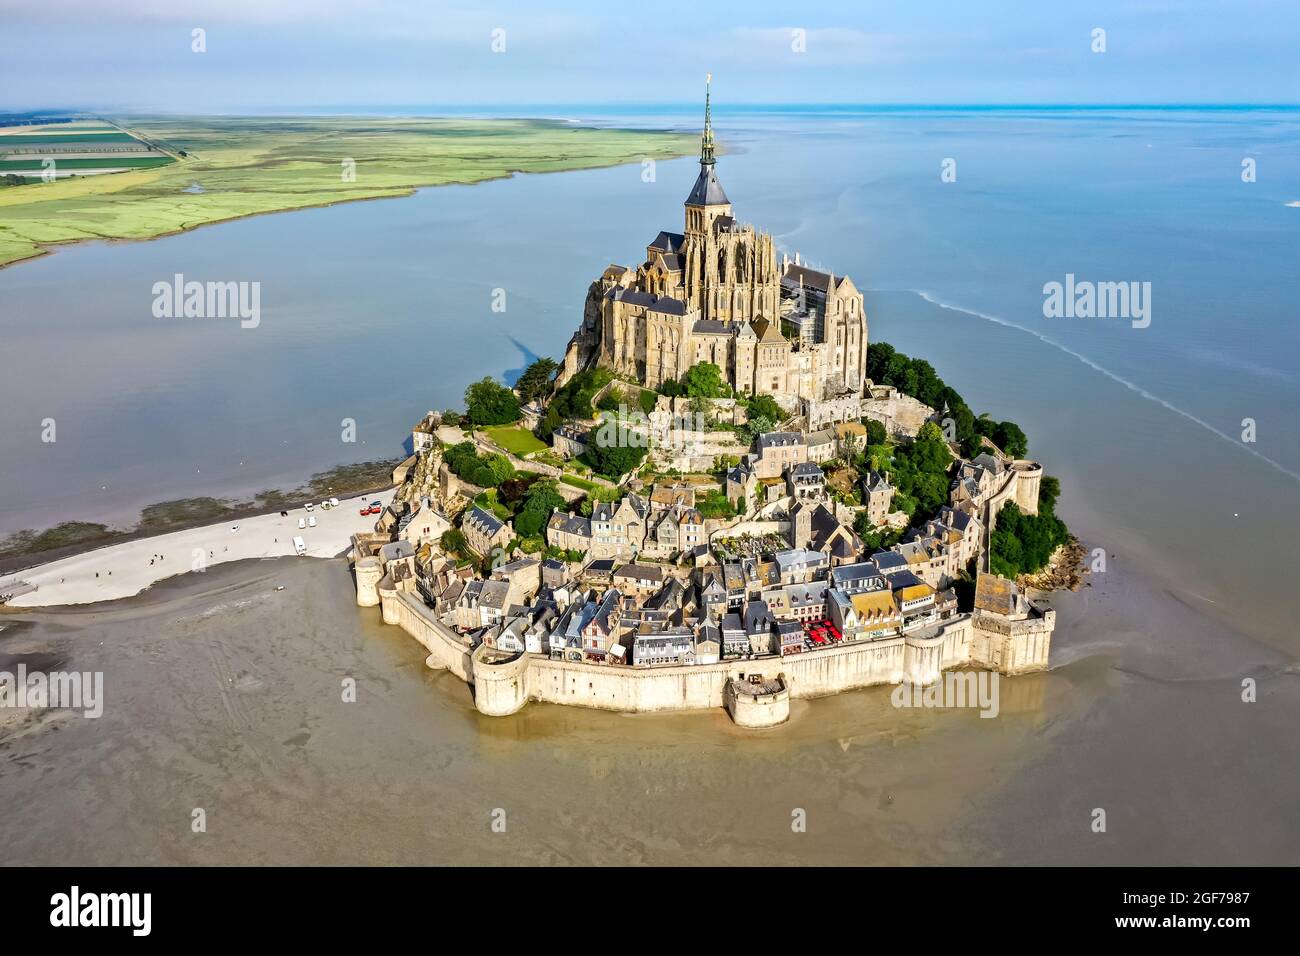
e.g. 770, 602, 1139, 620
701, 72, 716, 166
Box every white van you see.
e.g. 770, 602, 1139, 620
292, 536, 307, 556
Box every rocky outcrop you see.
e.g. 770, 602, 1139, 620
395, 442, 447, 509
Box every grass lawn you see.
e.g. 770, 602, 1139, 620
483, 423, 548, 457
0, 116, 694, 268
558, 474, 599, 492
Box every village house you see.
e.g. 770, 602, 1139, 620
805, 428, 836, 464
826, 586, 902, 642
776, 620, 805, 656
787, 461, 826, 500
696, 571, 729, 620
490, 557, 542, 607
743, 600, 778, 656
773, 547, 829, 584
789, 500, 863, 566
649, 482, 697, 512
724, 455, 760, 510
754, 431, 807, 479
861, 471, 895, 527
829, 560, 888, 595
546, 510, 592, 553
611, 562, 667, 601
648, 504, 705, 555
590, 494, 649, 560
577, 588, 622, 662
551, 423, 591, 459
720, 612, 748, 659
397, 497, 452, 549
451, 578, 512, 631
629, 625, 697, 667
462, 505, 513, 558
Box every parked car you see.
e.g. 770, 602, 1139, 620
304, 502, 314, 513
292, 536, 307, 556
298, 518, 306, 529
308, 515, 317, 527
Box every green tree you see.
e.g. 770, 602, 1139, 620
464, 377, 521, 426
585, 432, 647, 479
514, 358, 559, 405
863, 418, 888, 445
745, 414, 776, 441
696, 489, 736, 519
1039, 475, 1061, 513
746, 393, 784, 423
680, 362, 731, 398
513, 481, 566, 537
989, 501, 1069, 577
537, 368, 613, 439
440, 528, 468, 557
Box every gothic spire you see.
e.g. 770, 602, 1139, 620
701, 72, 716, 166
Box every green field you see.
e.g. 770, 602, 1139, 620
2, 156, 175, 171
483, 424, 549, 457
0, 132, 138, 145
0, 116, 695, 268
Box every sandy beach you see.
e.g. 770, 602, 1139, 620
0, 489, 394, 607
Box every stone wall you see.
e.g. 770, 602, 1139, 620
725, 675, 790, 728
372, 579, 1051, 725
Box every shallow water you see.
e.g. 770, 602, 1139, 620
0, 555, 1295, 865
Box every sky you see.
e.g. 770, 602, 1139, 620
1, 0, 1297, 112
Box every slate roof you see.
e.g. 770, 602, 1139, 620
464, 505, 505, 538
648, 231, 685, 254
548, 511, 591, 537
692, 319, 731, 335
685, 163, 730, 206
758, 431, 805, 451
783, 263, 839, 295
606, 287, 688, 315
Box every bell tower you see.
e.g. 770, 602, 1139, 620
683, 73, 732, 237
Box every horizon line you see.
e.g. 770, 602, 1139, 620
5, 102, 1300, 117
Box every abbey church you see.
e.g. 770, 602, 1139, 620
561, 78, 869, 405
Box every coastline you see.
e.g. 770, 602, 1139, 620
0, 116, 697, 272
0, 488, 394, 607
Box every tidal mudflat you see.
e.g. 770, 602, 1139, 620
1, 552, 1294, 866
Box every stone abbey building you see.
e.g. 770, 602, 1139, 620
562, 78, 869, 404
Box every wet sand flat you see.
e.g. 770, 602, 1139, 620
1, 555, 1295, 866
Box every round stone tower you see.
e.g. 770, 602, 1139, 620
378, 574, 401, 625
1012, 461, 1043, 515
355, 556, 382, 607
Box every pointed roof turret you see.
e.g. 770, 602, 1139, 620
685, 73, 730, 208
